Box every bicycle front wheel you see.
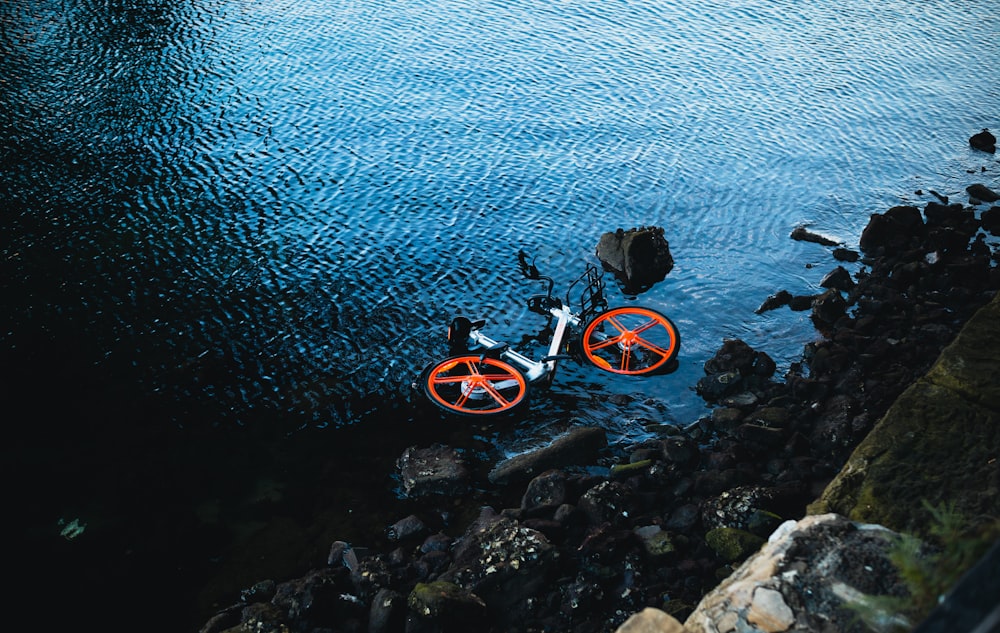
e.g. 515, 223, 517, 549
421, 355, 529, 416
581, 306, 680, 375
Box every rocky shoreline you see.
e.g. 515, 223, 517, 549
201, 140, 1000, 633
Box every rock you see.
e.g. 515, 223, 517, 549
397, 444, 470, 497
811, 288, 847, 327
596, 226, 674, 293
407, 580, 485, 621
809, 293, 1000, 533
386, 514, 427, 542
981, 206, 1000, 235
969, 128, 996, 153
696, 370, 743, 402
859, 205, 925, 252
368, 588, 406, 633
704, 339, 757, 375
439, 507, 558, 626
704, 527, 765, 563
614, 607, 689, 633
820, 266, 855, 291
966, 183, 1000, 203
488, 426, 607, 485
832, 247, 860, 262
756, 290, 793, 314
634, 525, 679, 559
790, 226, 839, 246
686, 514, 912, 633
578, 480, 632, 525
520, 470, 568, 515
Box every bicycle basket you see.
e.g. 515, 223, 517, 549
572, 264, 608, 320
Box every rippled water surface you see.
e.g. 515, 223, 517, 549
2, 0, 998, 629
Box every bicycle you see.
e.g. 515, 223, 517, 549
420, 251, 680, 416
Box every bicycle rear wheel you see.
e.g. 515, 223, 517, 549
581, 306, 679, 375
421, 355, 529, 416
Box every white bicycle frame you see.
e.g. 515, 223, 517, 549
462, 301, 587, 384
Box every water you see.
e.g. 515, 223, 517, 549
2, 0, 998, 630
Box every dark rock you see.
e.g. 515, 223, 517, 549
969, 128, 996, 153
440, 508, 558, 626
756, 289, 792, 314
696, 370, 743, 402
819, 266, 855, 291
595, 226, 674, 294
420, 533, 453, 554
397, 445, 470, 498
789, 294, 816, 311
488, 426, 607, 485
387, 514, 428, 542
790, 226, 839, 246
967, 183, 1000, 203
981, 206, 1000, 235
240, 579, 276, 604
811, 288, 847, 327
521, 470, 568, 515
704, 339, 757, 375
665, 504, 701, 533
832, 248, 860, 262
578, 480, 631, 525
369, 588, 406, 633
860, 205, 925, 252
662, 436, 700, 469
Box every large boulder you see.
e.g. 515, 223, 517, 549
808, 292, 1000, 534
596, 226, 674, 294
685, 514, 912, 633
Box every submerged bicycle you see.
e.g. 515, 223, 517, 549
420, 251, 680, 416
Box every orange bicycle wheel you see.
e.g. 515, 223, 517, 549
422, 355, 529, 415
581, 306, 679, 375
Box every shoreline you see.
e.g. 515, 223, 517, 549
199, 172, 1000, 633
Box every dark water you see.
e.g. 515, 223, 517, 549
2, 0, 998, 630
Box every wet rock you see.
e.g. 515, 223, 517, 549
790, 226, 839, 246
967, 183, 1000, 203
520, 470, 568, 515
488, 426, 607, 485
704, 339, 757, 375
756, 289, 792, 314
859, 205, 925, 252
969, 128, 996, 153
696, 370, 742, 402
788, 294, 816, 311
811, 288, 847, 327
596, 226, 675, 293
981, 206, 1000, 235
832, 247, 860, 262
820, 266, 855, 291
397, 445, 470, 498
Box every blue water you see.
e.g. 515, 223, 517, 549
2, 0, 998, 629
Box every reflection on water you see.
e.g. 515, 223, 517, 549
2, 0, 998, 629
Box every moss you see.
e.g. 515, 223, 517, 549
704, 527, 765, 563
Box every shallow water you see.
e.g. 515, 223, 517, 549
2, 0, 998, 629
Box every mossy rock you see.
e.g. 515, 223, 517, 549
810, 293, 1000, 536
704, 527, 766, 563
407, 581, 485, 620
